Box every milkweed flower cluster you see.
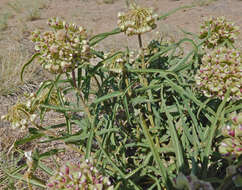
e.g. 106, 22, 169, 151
31, 17, 91, 74
195, 47, 242, 100
219, 112, 242, 160
47, 158, 113, 190
0, 88, 61, 130
117, 4, 157, 36
199, 16, 240, 49
173, 173, 214, 190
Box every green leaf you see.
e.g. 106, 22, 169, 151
38, 161, 54, 176
158, 5, 195, 20
202, 88, 231, 177
93, 91, 123, 104
89, 28, 121, 46
15, 133, 44, 146
40, 104, 84, 112
164, 108, 185, 172
20, 53, 40, 82
63, 134, 89, 143
139, 114, 171, 189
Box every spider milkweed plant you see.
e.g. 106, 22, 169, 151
1, 2, 241, 190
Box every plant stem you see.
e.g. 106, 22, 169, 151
138, 34, 143, 49
72, 67, 92, 121
137, 34, 158, 147
76, 89, 92, 121
72, 69, 77, 88
93, 75, 102, 94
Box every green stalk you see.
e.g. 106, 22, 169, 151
137, 34, 158, 146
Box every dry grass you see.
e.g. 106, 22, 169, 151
0, 0, 51, 96
0, 13, 10, 31
193, 0, 218, 6
7, 0, 49, 21
0, 42, 41, 96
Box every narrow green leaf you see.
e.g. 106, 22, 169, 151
202, 89, 231, 177
15, 133, 44, 146
20, 53, 40, 82
86, 115, 96, 160
39, 149, 64, 159
40, 104, 84, 112
168, 50, 194, 72
139, 114, 170, 189
38, 162, 54, 176
93, 91, 123, 104
158, 5, 195, 20
89, 28, 121, 46
204, 90, 230, 156
164, 109, 185, 172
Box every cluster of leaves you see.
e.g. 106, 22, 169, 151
1, 3, 242, 190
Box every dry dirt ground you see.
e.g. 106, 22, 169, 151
0, 0, 242, 116
0, 0, 241, 187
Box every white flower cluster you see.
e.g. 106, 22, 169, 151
1, 88, 62, 130
199, 16, 240, 49
31, 17, 91, 74
47, 157, 113, 190
195, 47, 242, 100
117, 5, 157, 36
0, 100, 36, 130
219, 112, 242, 160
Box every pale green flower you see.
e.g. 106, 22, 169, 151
117, 4, 157, 36
199, 16, 240, 49
219, 112, 242, 160
195, 47, 241, 100
31, 17, 91, 74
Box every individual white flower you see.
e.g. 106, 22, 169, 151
25, 151, 32, 161
26, 100, 31, 109
30, 114, 37, 122
1, 115, 6, 120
